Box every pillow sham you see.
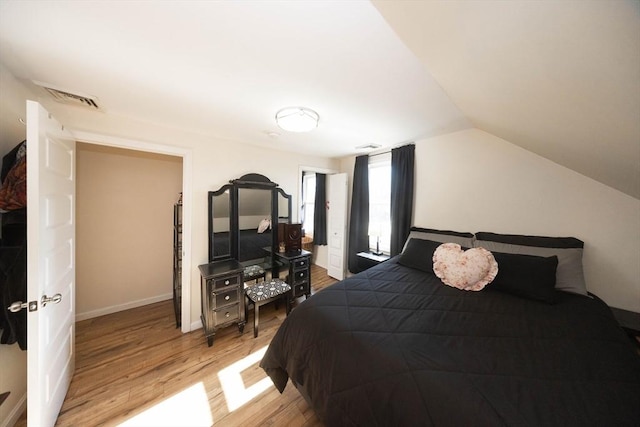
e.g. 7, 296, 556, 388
474, 231, 586, 296
257, 218, 271, 233
432, 243, 498, 291
403, 226, 475, 251
488, 252, 559, 304
397, 238, 443, 273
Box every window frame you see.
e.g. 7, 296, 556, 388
368, 153, 391, 254
301, 172, 316, 238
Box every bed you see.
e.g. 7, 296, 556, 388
261, 228, 640, 426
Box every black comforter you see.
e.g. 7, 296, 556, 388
261, 258, 640, 426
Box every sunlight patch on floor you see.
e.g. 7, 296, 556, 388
218, 345, 272, 412
118, 382, 213, 427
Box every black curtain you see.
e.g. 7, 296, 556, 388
390, 144, 415, 256
313, 173, 327, 245
348, 155, 370, 273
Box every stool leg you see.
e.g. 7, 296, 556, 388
285, 294, 291, 316
254, 302, 259, 338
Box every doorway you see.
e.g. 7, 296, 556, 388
75, 143, 182, 322
74, 131, 192, 332
297, 166, 340, 272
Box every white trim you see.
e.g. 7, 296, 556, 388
0, 391, 26, 427
297, 165, 339, 220
72, 130, 193, 333
191, 318, 203, 332
368, 151, 391, 164
75, 293, 173, 321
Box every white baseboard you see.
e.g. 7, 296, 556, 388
1, 391, 26, 427
76, 293, 173, 321
190, 318, 202, 332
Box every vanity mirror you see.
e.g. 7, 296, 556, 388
208, 173, 292, 269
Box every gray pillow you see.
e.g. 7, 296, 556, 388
403, 227, 475, 252
474, 232, 587, 296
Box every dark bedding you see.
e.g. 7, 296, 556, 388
261, 258, 640, 426
213, 229, 272, 262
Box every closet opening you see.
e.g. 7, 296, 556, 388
75, 143, 183, 324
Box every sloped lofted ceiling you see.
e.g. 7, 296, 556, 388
0, 1, 637, 199
372, 0, 640, 199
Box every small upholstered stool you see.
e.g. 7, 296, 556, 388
245, 278, 291, 338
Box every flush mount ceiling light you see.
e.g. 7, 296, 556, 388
275, 107, 319, 132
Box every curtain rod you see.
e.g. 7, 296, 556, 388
368, 150, 390, 157
363, 142, 414, 158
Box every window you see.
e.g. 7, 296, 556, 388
368, 155, 391, 254
301, 173, 316, 237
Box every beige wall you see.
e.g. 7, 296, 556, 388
341, 128, 640, 312
76, 143, 183, 319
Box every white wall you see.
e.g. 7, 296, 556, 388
0, 63, 29, 427
341, 128, 639, 311
0, 63, 338, 423
36, 100, 339, 331
341, 129, 639, 312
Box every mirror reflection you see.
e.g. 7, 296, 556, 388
277, 189, 290, 224
237, 188, 272, 263
211, 187, 231, 260
208, 174, 293, 268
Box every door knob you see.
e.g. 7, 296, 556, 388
41, 293, 62, 308
8, 301, 28, 312
8, 300, 39, 312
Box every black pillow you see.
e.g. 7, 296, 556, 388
397, 238, 445, 274
475, 231, 583, 248
489, 252, 559, 303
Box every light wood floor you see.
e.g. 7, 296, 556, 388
16, 265, 338, 427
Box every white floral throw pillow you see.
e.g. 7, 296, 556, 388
433, 243, 498, 291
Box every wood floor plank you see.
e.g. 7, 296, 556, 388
14, 264, 336, 427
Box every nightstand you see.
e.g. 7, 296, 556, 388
273, 249, 312, 300
357, 251, 390, 271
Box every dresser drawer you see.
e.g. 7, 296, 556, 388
213, 288, 239, 307
292, 268, 308, 283
292, 281, 309, 298
209, 275, 239, 290
292, 257, 309, 270
214, 304, 240, 324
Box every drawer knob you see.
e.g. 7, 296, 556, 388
299, 273, 303, 277
225, 295, 230, 301
225, 280, 230, 285
225, 312, 230, 318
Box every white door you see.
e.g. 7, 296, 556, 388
26, 101, 76, 427
327, 173, 347, 280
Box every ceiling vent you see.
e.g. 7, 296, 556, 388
32, 81, 102, 111
356, 143, 382, 150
